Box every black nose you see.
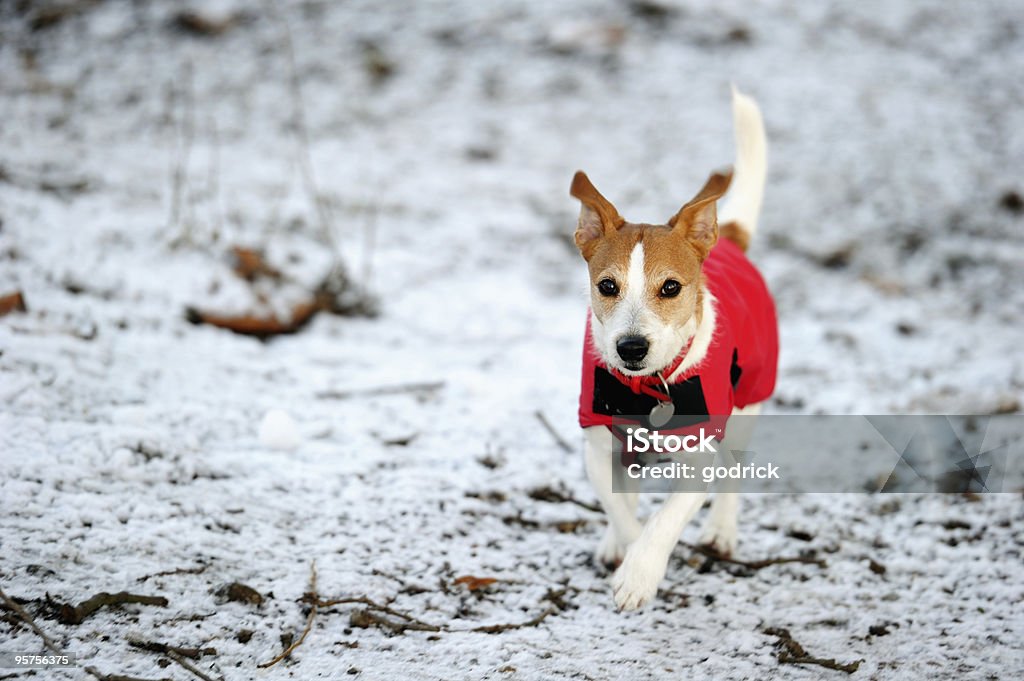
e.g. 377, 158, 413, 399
616, 335, 649, 363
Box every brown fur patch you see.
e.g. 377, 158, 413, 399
570, 171, 624, 258
584, 222, 706, 329
720, 221, 750, 251
575, 170, 733, 330
667, 169, 733, 228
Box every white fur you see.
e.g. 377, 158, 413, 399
670, 290, 716, 378
717, 85, 767, 238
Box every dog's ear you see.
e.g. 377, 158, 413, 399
570, 171, 623, 257
668, 168, 733, 257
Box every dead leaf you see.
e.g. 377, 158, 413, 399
453, 576, 498, 591
230, 246, 282, 282
216, 582, 264, 606
185, 300, 320, 339
0, 291, 27, 316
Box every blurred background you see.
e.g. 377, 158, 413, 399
2, 0, 1021, 415
1, 1, 1022, 678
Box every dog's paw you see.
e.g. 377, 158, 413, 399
698, 518, 738, 557
595, 527, 630, 569
610, 549, 666, 611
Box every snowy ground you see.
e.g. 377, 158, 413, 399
1, 1, 1023, 679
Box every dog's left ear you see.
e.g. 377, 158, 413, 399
570, 171, 623, 258
668, 168, 733, 257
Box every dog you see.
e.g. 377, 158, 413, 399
571, 86, 777, 610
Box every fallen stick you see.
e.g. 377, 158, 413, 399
258, 562, 318, 668
161, 650, 222, 681
311, 595, 558, 635
315, 381, 445, 400
534, 410, 574, 454
465, 608, 557, 634
129, 639, 222, 681
311, 596, 440, 632
763, 627, 861, 674
58, 591, 169, 625
349, 608, 440, 634
683, 542, 827, 570
137, 564, 208, 583
127, 639, 216, 661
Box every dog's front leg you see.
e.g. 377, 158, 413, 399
584, 426, 642, 567
612, 490, 707, 610
699, 402, 762, 556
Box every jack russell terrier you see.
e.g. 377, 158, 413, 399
571, 87, 778, 610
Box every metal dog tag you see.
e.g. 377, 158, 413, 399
648, 370, 675, 428
649, 401, 674, 428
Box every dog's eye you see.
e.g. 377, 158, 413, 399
660, 279, 681, 298
597, 279, 619, 297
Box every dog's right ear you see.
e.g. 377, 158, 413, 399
570, 171, 622, 257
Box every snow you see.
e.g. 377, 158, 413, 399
1, 1, 1023, 679
258, 409, 302, 452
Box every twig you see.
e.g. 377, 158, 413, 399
361, 202, 378, 286
258, 561, 318, 668
348, 608, 441, 634
310, 596, 440, 632
315, 381, 445, 400
264, 0, 337, 259
763, 627, 862, 674
127, 639, 216, 661
57, 591, 169, 625
527, 485, 601, 513
534, 410, 574, 454
206, 114, 223, 237
128, 639, 221, 681
683, 542, 827, 570
167, 61, 195, 245
165, 650, 222, 681
137, 564, 208, 583
465, 608, 557, 634
311, 594, 558, 635
0, 586, 169, 681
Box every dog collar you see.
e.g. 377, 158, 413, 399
607, 340, 693, 403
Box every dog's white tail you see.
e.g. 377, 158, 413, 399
718, 85, 767, 249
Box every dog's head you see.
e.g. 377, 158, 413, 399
571, 169, 731, 376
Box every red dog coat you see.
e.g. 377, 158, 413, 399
579, 238, 778, 436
